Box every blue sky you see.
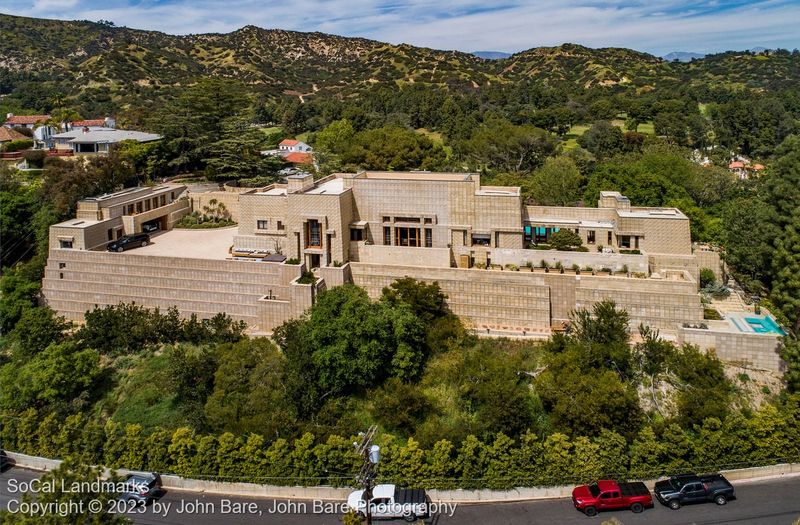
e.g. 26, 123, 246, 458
3, 0, 799, 55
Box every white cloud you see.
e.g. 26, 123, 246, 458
2, 0, 798, 55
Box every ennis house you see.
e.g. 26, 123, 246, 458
43, 172, 713, 337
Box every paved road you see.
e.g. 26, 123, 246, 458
3, 465, 800, 524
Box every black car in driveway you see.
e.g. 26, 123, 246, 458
655, 473, 735, 509
107, 233, 150, 252
118, 472, 163, 506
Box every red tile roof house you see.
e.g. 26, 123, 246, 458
728, 161, 748, 179
3, 114, 50, 129
278, 139, 312, 153
283, 151, 314, 164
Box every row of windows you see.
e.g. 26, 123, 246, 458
125, 194, 170, 215
256, 219, 284, 230
382, 226, 433, 248
382, 216, 434, 224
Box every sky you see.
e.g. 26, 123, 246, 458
3, 0, 800, 56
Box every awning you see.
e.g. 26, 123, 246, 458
349, 221, 368, 228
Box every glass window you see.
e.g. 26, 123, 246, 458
350, 228, 364, 241
307, 220, 321, 247
424, 217, 433, 224
620, 235, 631, 248
160, 195, 166, 206
395, 217, 420, 223
107, 229, 113, 241
395, 227, 420, 247
382, 216, 391, 223
608, 231, 612, 244
257, 220, 269, 230
587, 230, 595, 244
136, 201, 143, 214
277, 221, 284, 230
425, 228, 432, 248
59, 240, 73, 249
383, 226, 391, 245
472, 233, 491, 246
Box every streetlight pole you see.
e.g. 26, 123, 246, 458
354, 426, 380, 525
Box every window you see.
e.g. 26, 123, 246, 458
136, 201, 143, 214
350, 228, 364, 241
58, 262, 66, 269
127, 204, 134, 215
144, 200, 151, 212
472, 233, 491, 246
620, 235, 631, 248
635, 236, 640, 249
107, 229, 113, 241
59, 240, 73, 249
395, 227, 420, 247
587, 230, 596, 244
425, 228, 432, 248
59, 272, 64, 279
277, 221, 284, 230
257, 220, 269, 230
395, 216, 420, 223
160, 195, 166, 206
608, 231, 612, 244
382, 216, 391, 223
495, 231, 501, 247
383, 226, 391, 245
424, 217, 433, 224
171, 191, 175, 199
306, 220, 321, 247
152, 197, 158, 208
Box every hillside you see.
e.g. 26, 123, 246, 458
1, 13, 798, 108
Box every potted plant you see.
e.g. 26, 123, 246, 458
555, 261, 565, 274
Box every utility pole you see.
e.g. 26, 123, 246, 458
354, 425, 380, 525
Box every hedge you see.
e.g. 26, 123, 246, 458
3, 399, 800, 489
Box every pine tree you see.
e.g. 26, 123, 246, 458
771, 210, 800, 332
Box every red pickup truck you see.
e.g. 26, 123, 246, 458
572, 479, 654, 517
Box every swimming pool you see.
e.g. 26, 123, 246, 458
744, 315, 786, 335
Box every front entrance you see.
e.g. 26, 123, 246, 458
308, 254, 321, 269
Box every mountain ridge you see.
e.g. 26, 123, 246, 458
1, 12, 798, 109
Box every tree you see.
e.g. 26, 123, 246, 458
764, 135, 800, 227
720, 197, 781, 290
548, 229, 583, 251
8, 306, 71, 359
577, 121, 623, 159
779, 338, 800, 394
0, 457, 129, 524
204, 117, 285, 181
770, 211, 800, 331
204, 338, 294, 438
381, 277, 449, 325
0, 342, 101, 412
459, 118, 558, 173
528, 156, 584, 205
340, 125, 446, 171
370, 378, 433, 435
274, 285, 427, 413
668, 344, 733, 427
314, 119, 355, 154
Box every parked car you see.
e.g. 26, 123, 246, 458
347, 484, 430, 522
142, 222, 160, 233
572, 479, 654, 517
0, 450, 9, 471
655, 473, 735, 509
118, 472, 162, 506
107, 233, 150, 252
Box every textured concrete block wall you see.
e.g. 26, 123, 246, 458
678, 327, 783, 371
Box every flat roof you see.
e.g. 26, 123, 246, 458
56, 129, 161, 144
356, 171, 476, 182
255, 187, 288, 196
123, 227, 236, 260
305, 178, 346, 195
52, 218, 104, 229
526, 217, 616, 229
618, 208, 687, 219
476, 186, 520, 197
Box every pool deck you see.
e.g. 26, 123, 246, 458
725, 312, 785, 336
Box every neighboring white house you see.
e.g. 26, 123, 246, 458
49, 128, 161, 155
3, 114, 49, 129
278, 139, 312, 152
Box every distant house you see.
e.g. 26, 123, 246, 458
263, 139, 315, 166
0, 126, 29, 146
728, 161, 747, 179
728, 160, 766, 180
278, 139, 312, 153
49, 128, 161, 155
67, 117, 116, 131
3, 114, 50, 129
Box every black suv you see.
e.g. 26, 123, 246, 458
118, 472, 163, 506
107, 233, 150, 252
655, 473, 735, 509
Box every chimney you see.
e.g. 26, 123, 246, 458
6, 113, 13, 119
83, 126, 89, 134
104, 117, 116, 129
